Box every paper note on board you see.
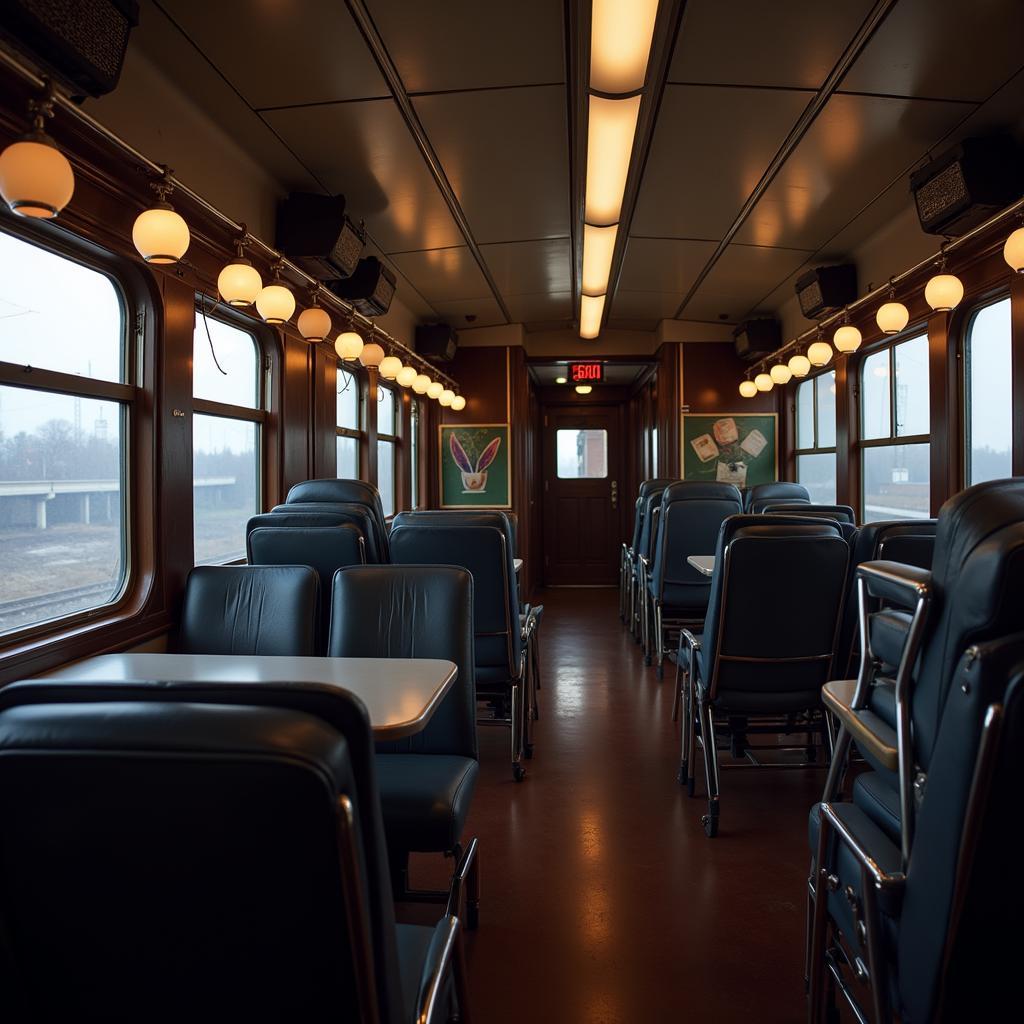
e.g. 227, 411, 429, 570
717, 461, 747, 485
740, 429, 768, 459
691, 433, 719, 463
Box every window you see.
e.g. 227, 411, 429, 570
410, 398, 421, 509
0, 229, 130, 638
964, 297, 1012, 485
192, 306, 262, 564
376, 383, 397, 517
557, 429, 608, 478
860, 332, 930, 522
793, 371, 837, 504
336, 365, 362, 479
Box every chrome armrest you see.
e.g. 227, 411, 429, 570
415, 915, 461, 1024
819, 802, 906, 891
857, 560, 932, 610
680, 628, 701, 652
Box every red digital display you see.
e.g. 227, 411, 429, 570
569, 362, 603, 383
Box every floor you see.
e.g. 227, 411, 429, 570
410, 587, 823, 1024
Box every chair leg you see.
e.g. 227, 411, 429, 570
643, 591, 653, 666
672, 654, 682, 722
677, 669, 690, 782
698, 697, 720, 837
686, 673, 698, 797
655, 604, 665, 678
510, 682, 525, 782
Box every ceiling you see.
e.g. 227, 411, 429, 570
134, 0, 1024, 335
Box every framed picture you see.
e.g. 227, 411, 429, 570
681, 412, 778, 488
439, 423, 511, 508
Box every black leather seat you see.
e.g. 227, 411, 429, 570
285, 478, 390, 560
328, 565, 480, 926
390, 523, 528, 781
248, 523, 365, 653
744, 481, 810, 514
624, 479, 675, 635
762, 502, 856, 525
807, 631, 1024, 1024
647, 481, 742, 676
635, 484, 671, 659
272, 501, 387, 563
679, 514, 849, 836
176, 564, 318, 656
0, 692, 468, 1023
621, 495, 644, 622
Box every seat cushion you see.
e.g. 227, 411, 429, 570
853, 771, 901, 843
870, 609, 912, 672
474, 665, 516, 691
376, 754, 478, 853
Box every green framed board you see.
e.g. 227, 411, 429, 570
439, 423, 511, 509
681, 413, 778, 488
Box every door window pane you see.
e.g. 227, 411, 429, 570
0, 385, 126, 635
193, 415, 258, 564
796, 379, 815, 448
816, 371, 836, 448
378, 384, 396, 435
795, 452, 837, 506
336, 435, 358, 479
861, 349, 891, 440
377, 440, 395, 517
862, 443, 930, 523
0, 232, 123, 383
557, 429, 608, 478
337, 367, 359, 430
193, 312, 258, 408
966, 298, 1012, 485
894, 334, 929, 437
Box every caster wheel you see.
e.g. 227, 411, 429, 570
512, 763, 526, 782
523, 743, 534, 759
702, 812, 719, 838
467, 902, 480, 931
686, 775, 696, 797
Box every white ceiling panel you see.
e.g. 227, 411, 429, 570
617, 237, 718, 294
264, 99, 464, 255
611, 290, 689, 323
630, 85, 811, 240
414, 86, 570, 244
734, 92, 970, 251
480, 239, 571, 296
156, 0, 387, 108
505, 292, 573, 324
390, 247, 493, 304
367, 0, 565, 94
431, 296, 508, 330
671, 0, 875, 90
840, 0, 1024, 103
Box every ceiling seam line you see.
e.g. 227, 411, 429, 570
345, 0, 513, 324
671, 0, 900, 319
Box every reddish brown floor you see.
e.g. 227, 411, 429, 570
412, 587, 820, 1023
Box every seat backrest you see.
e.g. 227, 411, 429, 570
284, 478, 389, 559
638, 477, 675, 500
762, 502, 857, 525
637, 488, 666, 561
329, 565, 477, 759
897, 633, 1024, 1024
248, 525, 365, 653
629, 496, 643, 551
392, 509, 516, 558
0, 698, 402, 1023
702, 515, 849, 702
651, 483, 742, 612
390, 525, 521, 681
910, 479, 1024, 770
0, 678, 404, 1023
177, 565, 318, 656
744, 481, 811, 513
271, 502, 386, 562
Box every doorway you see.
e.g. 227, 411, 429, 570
542, 404, 623, 585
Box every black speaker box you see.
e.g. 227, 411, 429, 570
0, 0, 139, 98
910, 135, 1023, 237
276, 192, 365, 281
733, 318, 781, 361
795, 264, 857, 320
415, 324, 458, 362
328, 257, 396, 317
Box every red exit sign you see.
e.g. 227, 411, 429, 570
569, 362, 603, 383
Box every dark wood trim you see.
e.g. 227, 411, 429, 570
1012, 274, 1024, 478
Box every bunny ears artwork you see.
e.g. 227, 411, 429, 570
439, 424, 511, 508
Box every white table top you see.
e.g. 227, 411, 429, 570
513, 557, 523, 574
38, 654, 457, 741
687, 555, 715, 577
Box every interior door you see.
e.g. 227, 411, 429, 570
542, 405, 622, 585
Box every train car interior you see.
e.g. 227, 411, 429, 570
1, 1, 1023, 1020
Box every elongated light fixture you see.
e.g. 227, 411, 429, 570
133, 173, 189, 265
585, 94, 642, 225
580, 293, 606, 340
590, 0, 660, 94
218, 235, 262, 307
255, 262, 295, 324
0, 86, 74, 219
582, 223, 618, 296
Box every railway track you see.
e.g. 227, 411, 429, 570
0, 581, 118, 622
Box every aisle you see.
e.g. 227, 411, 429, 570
414, 588, 819, 1023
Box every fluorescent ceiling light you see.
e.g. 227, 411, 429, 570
582, 223, 618, 296
590, 0, 659, 94
585, 94, 641, 225
579, 293, 606, 339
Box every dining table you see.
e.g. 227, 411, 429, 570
38, 653, 457, 741
687, 555, 715, 577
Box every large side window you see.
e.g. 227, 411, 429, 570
192, 307, 263, 564
859, 332, 930, 522
377, 383, 397, 517
336, 365, 362, 479
964, 296, 1012, 485
793, 370, 837, 504
0, 229, 131, 638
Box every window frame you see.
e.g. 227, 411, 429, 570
375, 380, 399, 518
792, 371, 838, 456
191, 299, 268, 565
335, 361, 364, 478
0, 220, 141, 646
